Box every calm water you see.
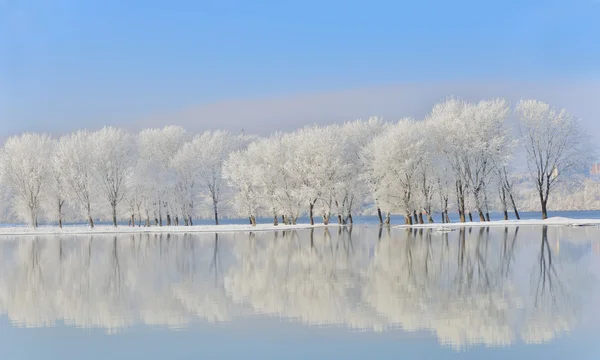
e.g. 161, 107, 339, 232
1, 225, 599, 359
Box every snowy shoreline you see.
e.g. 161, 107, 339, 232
0, 223, 335, 236
2, 217, 600, 236
394, 217, 600, 229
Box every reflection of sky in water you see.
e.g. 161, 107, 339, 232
0, 226, 599, 359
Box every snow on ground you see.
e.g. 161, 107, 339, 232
0, 223, 334, 236
395, 217, 600, 229
2, 217, 600, 236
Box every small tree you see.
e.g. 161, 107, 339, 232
517, 99, 592, 219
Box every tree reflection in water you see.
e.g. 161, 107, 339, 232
0, 225, 596, 349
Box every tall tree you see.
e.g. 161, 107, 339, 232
0, 133, 52, 227
517, 99, 592, 219
57, 131, 97, 228
92, 127, 135, 227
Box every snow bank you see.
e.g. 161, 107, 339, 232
0, 223, 333, 236
395, 217, 600, 229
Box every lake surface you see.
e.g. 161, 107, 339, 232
1, 225, 599, 359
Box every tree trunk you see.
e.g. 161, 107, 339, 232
337, 214, 343, 224
485, 212, 490, 222
348, 213, 353, 224
131, 214, 135, 227
58, 200, 63, 228
413, 210, 419, 225
184, 217, 189, 226
273, 215, 279, 226
510, 194, 520, 220
322, 214, 330, 225
478, 210, 486, 222
377, 207, 383, 224
30, 207, 36, 229
281, 215, 285, 224
441, 213, 445, 223
541, 199, 548, 220
309, 202, 314, 225
213, 202, 219, 225
385, 212, 391, 225
167, 214, 171, 226
405, 215, 412, 225
89, 216, 95, 228
112, 206, 118, 228
175, 216, 179, 226
445, 211, 450, 224
459, 210, 465, 223
418, 212, 424, 224
189, 216, 193, 226
468, 212, 473, 222
427, 213, 434, 223
250, 215, 256, 226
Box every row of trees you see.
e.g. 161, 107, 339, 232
0, 98, 592, 228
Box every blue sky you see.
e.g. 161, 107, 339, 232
1, 0, 599, 137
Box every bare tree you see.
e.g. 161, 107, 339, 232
517, 100, 592, 219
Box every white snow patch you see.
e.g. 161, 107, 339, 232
395, 217, 600, 229
0, 223, 335, 237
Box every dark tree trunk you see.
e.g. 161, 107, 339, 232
385, 212, 391, 225
184, 217, 189, 226
478, 210, 486, 222
175, 216, 179, 226
309, 202, 314, 225
214, 202, 219, 225
167, 214, 171, 226
503, 210, 508, 221
250, 215, 256, 226
418, 212, 424, 224
273, 215, 279, 226
89, 216, 95, 228
348, 213, 353, 224
189, 216, 193, 226
337, 214, 343, 224
427, 213, 434, 223
468, 212, 473, 222
112, 206, 118, 228
413, 210, 419, 225
485, 212, 490, 222
510, 194, 520, 220
541, 199, 548, 220
441, 213, 445, 223
459, 210, 465, 223
377, 207, 383, 224
445, 211, 450, 224
131, 214, 135, 227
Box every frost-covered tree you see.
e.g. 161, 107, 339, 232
222, 149, 261, 225
45, 139, 68, 228
138, 126, 187, 226
517, 99, 592, 219
56, 131, 97, 228
0, 133, 52, 227
174, 130, 252, 225
92, 127, 135, 227
363, 119, 427, 224
339, 117, 385, 224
